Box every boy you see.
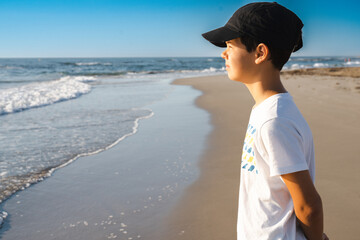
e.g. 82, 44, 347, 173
202, 2, 328, 240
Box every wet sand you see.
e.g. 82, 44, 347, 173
168, 67, 360, 240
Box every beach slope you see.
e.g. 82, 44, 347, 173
168, 67, 360, 240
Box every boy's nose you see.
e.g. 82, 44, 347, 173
221, 50, 227, 59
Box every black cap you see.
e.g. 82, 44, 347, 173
202, 2, 303, 52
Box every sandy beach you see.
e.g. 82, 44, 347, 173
168, 67, 360, 240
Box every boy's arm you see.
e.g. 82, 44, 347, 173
281, 170, 324, 240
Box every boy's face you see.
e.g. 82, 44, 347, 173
221, 38, 256, 83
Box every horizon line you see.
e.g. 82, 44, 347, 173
0, 55, 359, 59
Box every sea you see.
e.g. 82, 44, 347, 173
0, 56, 359, 225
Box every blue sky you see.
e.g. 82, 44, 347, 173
0, 0, 359, 57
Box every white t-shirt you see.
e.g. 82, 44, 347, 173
237, 93, 315, 240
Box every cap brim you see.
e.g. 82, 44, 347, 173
202, 26, 241, 48
293, 36, 303, 52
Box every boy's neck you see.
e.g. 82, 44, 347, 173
245, 70, 287, 108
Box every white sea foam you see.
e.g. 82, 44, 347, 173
345, 60, 360, 66
0, 76, 96, 115
0, 211, 8, 227
201, 67, 225, 73
289, 64, 300, 69
75, 62, 112, 66
46, 109, 155, 178
313, 62, 329, 68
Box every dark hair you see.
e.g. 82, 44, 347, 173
239, 35, 292, 71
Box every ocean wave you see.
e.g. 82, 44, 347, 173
127, 67, 225, 75
59, 67, 226, 78
201, 67, 225, 73
313, 62, 329, 68
288, 63, 307, 69
75, 62, 112, 66
0, 211, 8, 227
345, 60, 360, 66
290, 57, 342, 62
61, 62, 112, 66
75, 71, 127, 77
0, 108, 154, 205
0, 65, 24, 70
0, 76, 96, 115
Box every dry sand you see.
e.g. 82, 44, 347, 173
167, 67, 360, 240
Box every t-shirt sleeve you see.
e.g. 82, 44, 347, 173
259, 117, 309, 177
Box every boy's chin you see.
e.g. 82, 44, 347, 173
227, 74, 244, 83
227, 72, 238, 82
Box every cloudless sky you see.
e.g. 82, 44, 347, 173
0, 0, 359, 57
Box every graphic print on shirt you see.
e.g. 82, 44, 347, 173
241, 124, 258, 174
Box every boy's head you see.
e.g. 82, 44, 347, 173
202, 2, 303, 71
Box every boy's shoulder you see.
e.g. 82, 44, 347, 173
251, 93, 299, 122
250, 93, 311, 137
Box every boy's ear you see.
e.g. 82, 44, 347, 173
254, 43, 270, 64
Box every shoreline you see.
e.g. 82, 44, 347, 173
167, 67, 360, 239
